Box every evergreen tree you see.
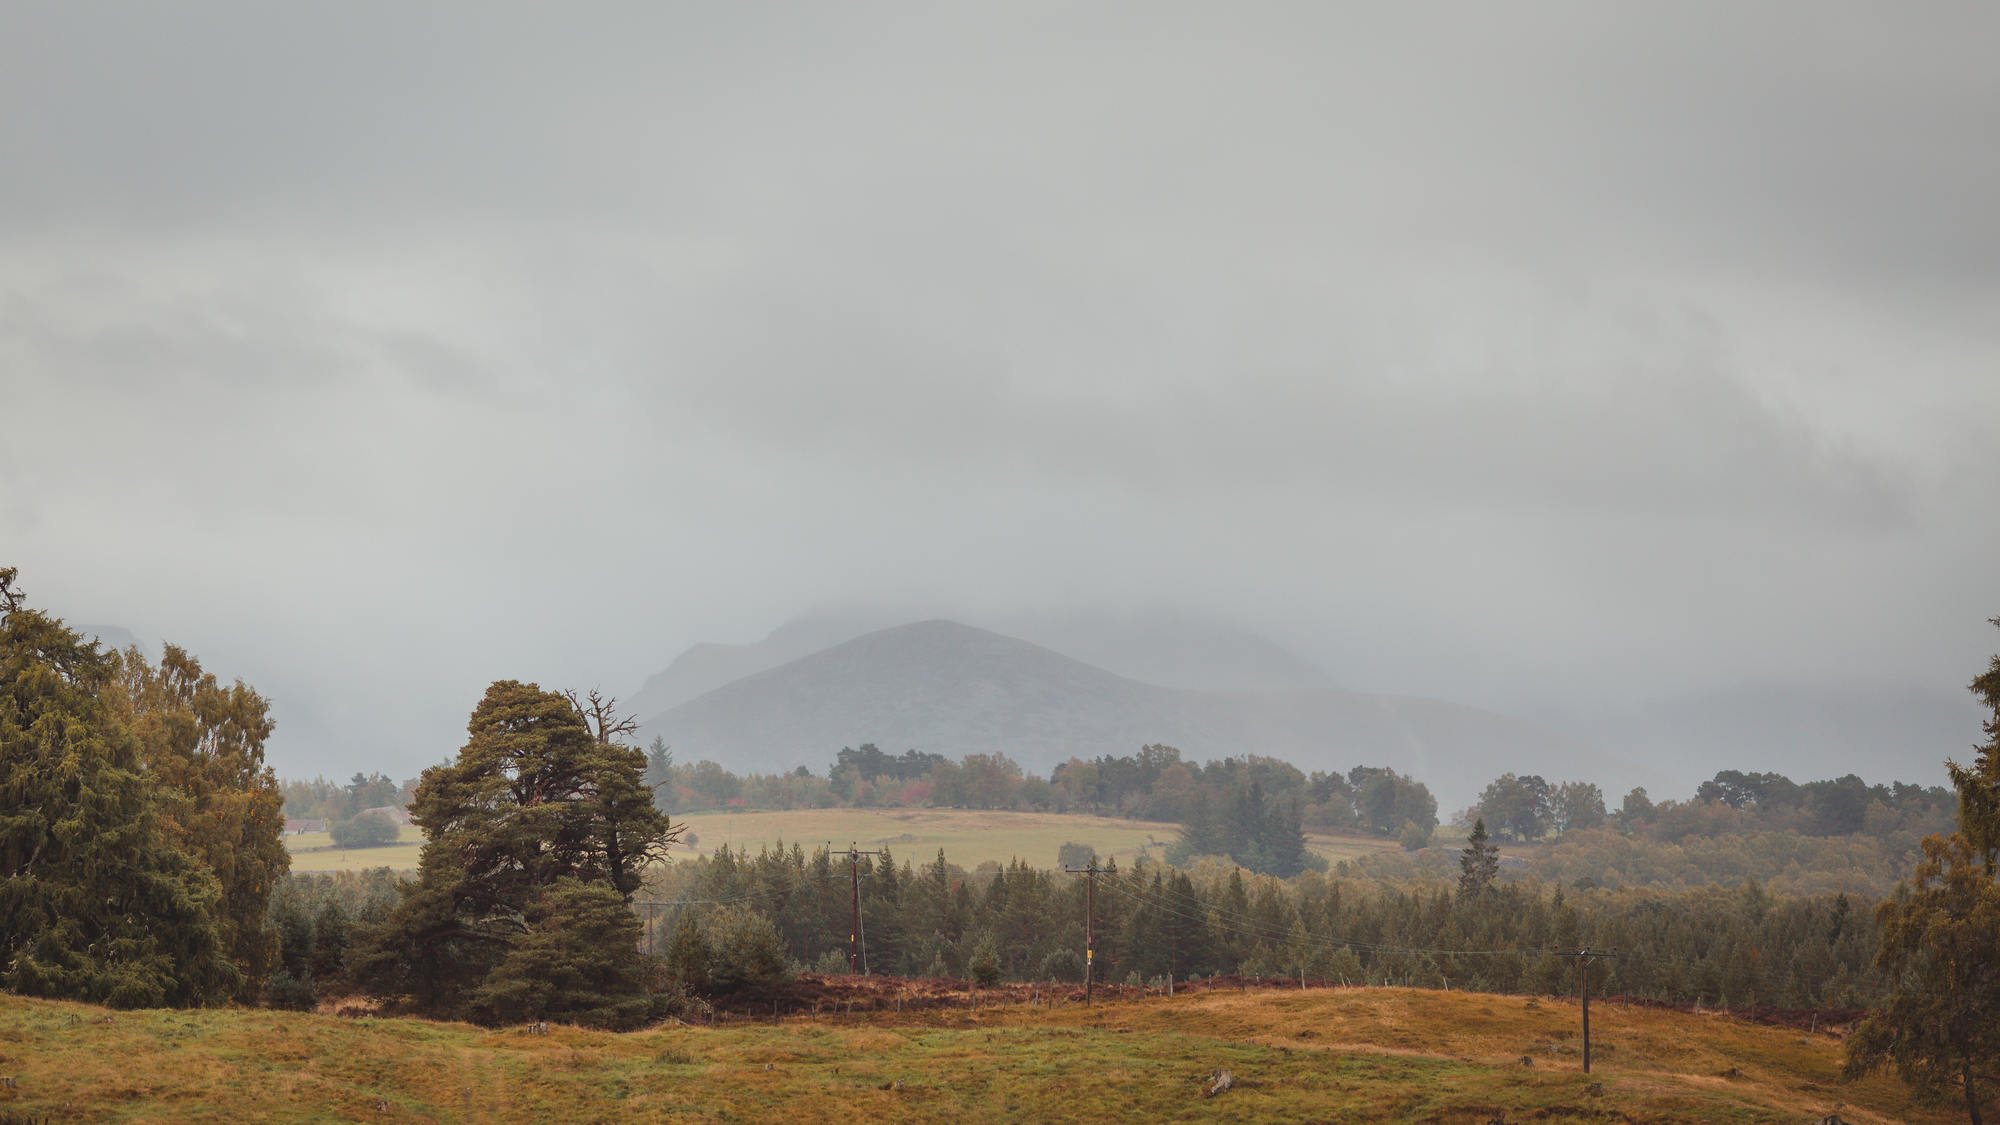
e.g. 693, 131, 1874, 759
1457, 818, 1499, 898
662, 911, 713, 997
1846, 618, 2000, 1123
1175, 790, 1225, 859
352, 680, 680, 1021
1845, 834, 2000, 1122
0, 568, 237, 1007
645, 738, 675, 812
968, 935, 1001, 987
472, 878, 653, 1029
1261, 795, 1311, 878
1951, 618, 2000, 869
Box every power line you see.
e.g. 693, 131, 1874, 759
837, 842, 885, 975
1063, 861, 1100, 1004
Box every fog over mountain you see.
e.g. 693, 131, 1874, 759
626, 609, 1331, 721
634, 619, 1637, 810
6, 4, 1996, 795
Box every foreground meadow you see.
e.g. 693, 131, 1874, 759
0, 986, 1940, 1124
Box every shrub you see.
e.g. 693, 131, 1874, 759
1040, 948, 1085, 982
1398, 819, 1432, 852
1057, 841, 1097, 869
265, 968, 317, 1011
329, 812, 399, 848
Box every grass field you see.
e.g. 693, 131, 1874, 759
0, 986, 1941, 1124
670, 808, 1401, 869
284, 825, 425, 873
284, 811, 1403, 873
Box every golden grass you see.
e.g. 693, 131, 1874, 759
670, 807, 1399, 869
283, 825, 425, 873
282, 812, 1400, 874
0, 986, 1943, 1124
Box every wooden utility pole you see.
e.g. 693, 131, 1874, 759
840, 842, 884, 974
1064, 861, 1099, 1005
1563, 947, 1616, 1072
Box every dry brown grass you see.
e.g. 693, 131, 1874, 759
0, 984, 1945, 1124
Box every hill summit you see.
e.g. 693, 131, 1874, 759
634, 619, 1631, 802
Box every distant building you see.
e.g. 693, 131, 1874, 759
284, 818, 327, 835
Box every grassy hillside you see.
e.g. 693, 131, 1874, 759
283, 811, 1403, 873
0, 987, 1941, 1124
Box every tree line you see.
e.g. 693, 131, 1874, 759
6, 564, 1995, 1119
632, 840, 1887, 1013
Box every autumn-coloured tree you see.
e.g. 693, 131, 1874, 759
109, 644, 288, 1001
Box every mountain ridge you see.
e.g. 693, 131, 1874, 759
625, 610, 1332, 720
634, 619, 1642, 808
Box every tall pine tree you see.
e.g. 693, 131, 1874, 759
1458, 818, 1500, 898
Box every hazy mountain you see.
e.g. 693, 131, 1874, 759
987, 610, 1331, 693
627, 610, 1332, 720
625, 615, 881, 721
74, 624, 147, 659
635, 619, 1641, 809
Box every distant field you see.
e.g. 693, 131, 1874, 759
283, 813, 1403, 873
285, 825, 425, 873
668, 807, 1401, 869
0, 986, 1944, 1123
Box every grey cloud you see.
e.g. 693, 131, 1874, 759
3, 2, 1995, 793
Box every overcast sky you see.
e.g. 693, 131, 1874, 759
6, 3, 1996, 791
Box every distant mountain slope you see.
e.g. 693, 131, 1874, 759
626, 616, 878, 720
635, 620, 1630, 807
628, 610, 1332, 720
74, 624, 147, 658
990, 610, 1331, 693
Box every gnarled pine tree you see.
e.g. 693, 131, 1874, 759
352, 680, 679, 1022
